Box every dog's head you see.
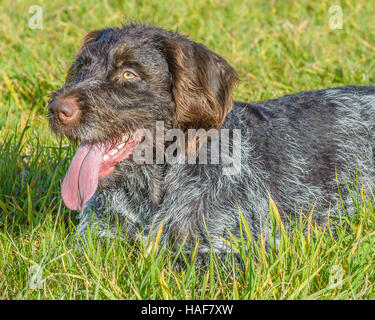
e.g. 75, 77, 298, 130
49, 24, 238, 210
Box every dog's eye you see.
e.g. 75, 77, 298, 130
123, 71, 137, 80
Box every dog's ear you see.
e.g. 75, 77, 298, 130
162, 35, 239, 132
80, 29, 105, 48
66, 29, 110, 84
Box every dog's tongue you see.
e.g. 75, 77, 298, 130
62, 142, 105, 211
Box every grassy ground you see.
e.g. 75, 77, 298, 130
1, 0, 375, 299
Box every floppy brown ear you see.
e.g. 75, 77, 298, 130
163, 35, 239, 132
80, 29, 105, 48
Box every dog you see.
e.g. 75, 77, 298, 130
49, 24, 375, 256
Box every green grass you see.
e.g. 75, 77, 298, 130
1, 0, 375, 299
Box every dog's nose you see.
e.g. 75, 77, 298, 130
49, 98, 80, 125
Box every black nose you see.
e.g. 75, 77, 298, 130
49, 98, 80, 125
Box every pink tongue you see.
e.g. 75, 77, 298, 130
62, 142, 104, 211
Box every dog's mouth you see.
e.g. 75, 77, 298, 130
61, 130, 143, 211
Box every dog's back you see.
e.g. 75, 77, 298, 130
234, 86, 375, 220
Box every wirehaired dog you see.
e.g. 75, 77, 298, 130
49, 24, 375, 256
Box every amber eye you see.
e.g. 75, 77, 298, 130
123, 71, 137, 80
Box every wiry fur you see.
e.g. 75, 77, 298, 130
49, 24, 375, 257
